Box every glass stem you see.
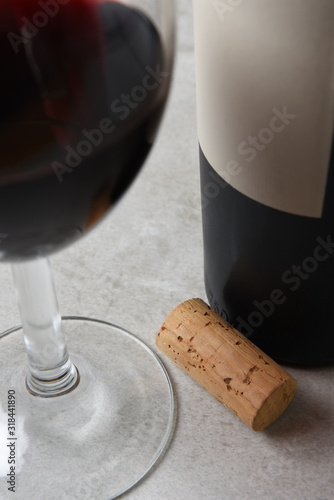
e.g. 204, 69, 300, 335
11, 257, 78, 397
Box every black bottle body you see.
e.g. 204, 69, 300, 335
201, 146, 334, 365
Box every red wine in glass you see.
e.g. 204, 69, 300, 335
0, 2, 175, 499
0, 0, 169, 260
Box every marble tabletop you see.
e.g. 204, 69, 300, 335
0, 1, 333, 499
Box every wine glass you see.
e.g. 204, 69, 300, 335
0, 1, 175, 498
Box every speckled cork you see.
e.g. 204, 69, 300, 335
157, 298, 297, 431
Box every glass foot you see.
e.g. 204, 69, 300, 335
0, 318, 175, 499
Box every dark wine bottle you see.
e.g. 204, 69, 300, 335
193, 0, 334, 364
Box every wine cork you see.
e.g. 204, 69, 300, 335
156, 298, 297, 431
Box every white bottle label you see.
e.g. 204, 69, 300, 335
193, 0, 334, 217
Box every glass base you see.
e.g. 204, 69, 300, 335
0, 318, 175, 499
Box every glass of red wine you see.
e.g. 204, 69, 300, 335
0, 1, 175, 498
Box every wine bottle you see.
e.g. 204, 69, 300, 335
193, 0, 334, 364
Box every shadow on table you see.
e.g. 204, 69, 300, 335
264, 365, 334, 446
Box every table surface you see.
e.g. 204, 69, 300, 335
0, 2, 333, 499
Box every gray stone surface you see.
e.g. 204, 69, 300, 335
0, 1, 333, 499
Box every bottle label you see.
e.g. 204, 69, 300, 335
193, 0, 334, 217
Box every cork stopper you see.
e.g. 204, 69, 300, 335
156, 298, 297, 431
